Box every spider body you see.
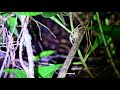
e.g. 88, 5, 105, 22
69, 25, 81, 44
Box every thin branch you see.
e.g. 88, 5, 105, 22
32, 18, 42, 40
57, 26, 87, 78
21, 16, 34, 78
19, 33, 29, 77
13, 29, 23, 52
30, 17, 56, 38
0, 34, 10, 77
57, 13, 92, 78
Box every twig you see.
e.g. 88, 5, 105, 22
0, 49, 9, 77
30, 17, 56, 38
57, 13, 92, 78
57, 27, 86, 78
0, 32, 10, 77
73, 12, 84, 26
19, 33, 29, 77
21, 16, 34, 78
8, 34, 16, 66
3, 56, 11, 78
13, 29, 23, 52
31, 17, 42, 40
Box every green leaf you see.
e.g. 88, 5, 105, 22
93, 25, 120, 38
93, 14, 97, 21
15, 12, 43, 16
105, 18, 109, 25
3, 68, 27, 78
14, 70, 27, 78
106, 37, 116, 56
7, 17, 19, 37
38, 64, 62, 78
50, 16, 71, 33
34, 55, 40, 62
0, 12, 9, 20
40, 50, 56, 58
41, 12, 58, 18
34, 50, 56, 62
83, 34, 112, 63
91, 34, 103, 52
83, 34, 104, 63
90, 34, 110, 54
3, 68, 10, 73
57, 13, 67, 25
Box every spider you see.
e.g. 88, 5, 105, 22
69, 24, 82, 44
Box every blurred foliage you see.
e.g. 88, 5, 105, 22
1, 12, 120, 78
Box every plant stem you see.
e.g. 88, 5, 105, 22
69, 12, 74, 32
77, 49, 94, 78
96, 12, 120, 77
50, 16, 72, 34
21, 16, 34, 78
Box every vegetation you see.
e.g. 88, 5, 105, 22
0, 12, 120, 78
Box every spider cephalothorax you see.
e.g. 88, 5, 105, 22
69, 24, 82, 44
